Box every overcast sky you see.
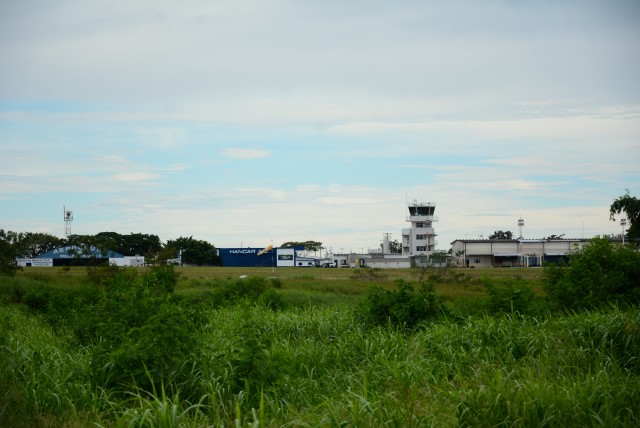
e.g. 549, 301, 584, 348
1, 0, 639, 253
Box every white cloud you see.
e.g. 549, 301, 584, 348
223, 148, 270, 160
111, 172, 159, 182
1, 0, 638, 252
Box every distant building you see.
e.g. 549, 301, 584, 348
217, 246, 309, 268
17, 245, 144, 267
450, 238, 589, 268
402, 201, 438, 258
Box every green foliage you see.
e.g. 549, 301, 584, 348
350, 267, 388, 281
361, 279, 447, 327
380, 238, 402, 254
106, 302, 200, 394
489, 230, 513, 240
3, 268, 640, 427
280, 240, 323, 252
86, 259, 121, 285
10, 232, 65, 258
87, 231, 163, 257
166, 236, 220, 266
268, 276, 282, 288
544, 237, 640, 310
229, 317, 283, 403
610, 190, 640, 243
483, 275, 544, 315
0, 239, 21, 277
142, 264, 180, 294
210, 276, 269, 306
256, 288, 286, 310
84, 266, 198, 395
114, 386, 205, 428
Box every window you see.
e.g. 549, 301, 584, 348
416, 234, 426, 240
474, 258, 481, 264
416, 246, 427, 252
415, 223, 425, 228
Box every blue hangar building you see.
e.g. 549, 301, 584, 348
217, 246, 315, 268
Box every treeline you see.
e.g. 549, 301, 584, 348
0, 229, 220, 268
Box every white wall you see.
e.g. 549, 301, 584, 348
16, 258, 53, 267
276, 248, 295, 267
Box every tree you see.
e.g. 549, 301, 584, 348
120, 233, 162, 256
544, 234, 565, 240
12, 232, 65, 258
281, 241, 323, 252
166, 236, 220, 266
489, 230, 513, 240
0, 238, 21, 276
610, 190, 640, 244
380, 238, 402, 254
92, 232, 163, 258
544, 237, 640, 310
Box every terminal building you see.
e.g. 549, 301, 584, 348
325, 200, 440, 269
450, 238, 589, 268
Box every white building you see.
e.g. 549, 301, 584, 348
402, 201, 438, 257
17, 245, 144, 267
450, 238, 589, 268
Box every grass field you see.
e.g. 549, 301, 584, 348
1, 265, 637, 427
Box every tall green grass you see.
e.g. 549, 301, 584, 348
0, 305, 113, 427
1, 270, 638, 427
193, 304, 639, 426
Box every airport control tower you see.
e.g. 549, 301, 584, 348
402, 201, 438, 256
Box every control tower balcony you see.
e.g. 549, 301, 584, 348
406, 215, 439, 223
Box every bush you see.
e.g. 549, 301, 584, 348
544, 237, 640, 310
0, 239, 21, 277
484, 276, 544, 315
85, 267, 201, 397
351, 268, 388, 281
105, 302, 200, 394
85, 260, 120, 286
210, 276, 270, 307
361, 279, 447, 327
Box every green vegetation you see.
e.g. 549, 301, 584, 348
544, 237, 640, 310
1, 242, 639, 427
610, 190, 640, 244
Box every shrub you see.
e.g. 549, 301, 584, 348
257, 288, 286, 310
544, 237, 640, 310
351, 268, 388, 281
210, 276, 269, 306
21, 286, 51, 312
86, 260, 120, 286
105, 302, 200, 394
0, 239, 21, 277
483, 276, 544, 315
361, 279, 447, 327
85, 267, 201, 398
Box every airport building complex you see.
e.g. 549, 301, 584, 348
15, 199, 606, 269
450, 238, 589, 268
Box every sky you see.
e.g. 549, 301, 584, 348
1, 0, 639, 254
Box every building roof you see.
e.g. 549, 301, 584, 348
450, 238, 590, 244
37, 245, 124, 259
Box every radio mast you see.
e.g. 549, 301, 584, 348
64, 206, 73, 238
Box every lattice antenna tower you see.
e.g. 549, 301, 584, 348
517, 217, 525, 239
64, 206, 73, 238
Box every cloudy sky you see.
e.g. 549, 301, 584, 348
1, 0, 639, 253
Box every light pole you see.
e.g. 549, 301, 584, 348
621, 218, 627, 245
517, 218, 525, 267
